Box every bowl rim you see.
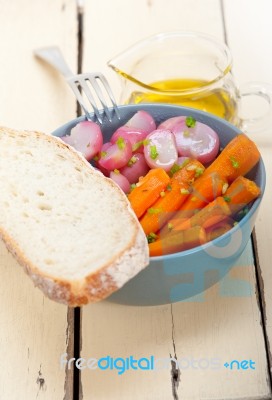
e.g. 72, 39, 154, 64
52, 103, 266, 261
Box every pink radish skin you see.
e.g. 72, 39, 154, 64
98, 139, 132, 170
110, 171, 131, 194
120, 153, 150, 184
144, 129, 178, 171
125, 110, 156, 133
111, 126, 148, 153
61, 121, 103, 161
159, 116, 219, 164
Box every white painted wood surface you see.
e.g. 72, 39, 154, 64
224, 0, 272, 376
1, 0, 272, 399
81, 0, 272, 399
0, 1, 77, 399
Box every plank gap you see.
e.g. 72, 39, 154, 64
73, 4, 84, 400
220, 0, 229, 45
170, 304, 181, 400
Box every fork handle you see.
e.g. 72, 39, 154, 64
34, 47, 74, 79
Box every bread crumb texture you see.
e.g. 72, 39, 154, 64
0, 127, 149, 305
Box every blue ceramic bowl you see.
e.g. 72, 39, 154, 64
52, 104, 266, 306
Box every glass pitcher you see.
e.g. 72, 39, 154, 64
108, 31, 272, 132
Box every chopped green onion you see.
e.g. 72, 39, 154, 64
147, 207, 162, 214
127, 155, 137, 167
132, 141, 143, 152
116, 137, 125, 150
143, 139, 150, 146
169, 163, 180, 177
223, 196, 231, 202
185, 116, 196, 128
180, 188, 190, 195
230, 156, 239, 169
186, 164, 197, 171
150, 144, 159, 160
147, 232, 158, 243
166, 184, 172, 191
195, 168, 204, 178
130, 183, 137, 191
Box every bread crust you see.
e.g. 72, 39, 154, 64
0, 126, 149, 306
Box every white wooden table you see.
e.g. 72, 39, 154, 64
0, 1, 272, 399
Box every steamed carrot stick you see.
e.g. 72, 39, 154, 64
206, 218, 235, 242
149, 226, 207, 256
223, 176, 261, 214
168, 197, 232, 231
204, 134, 260, 183
127, 168, 170, 218
165, 171, 227, 230
139, 159, 205, 235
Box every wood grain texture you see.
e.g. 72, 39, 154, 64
0, 1, 77, 399
81, 0, 271, 398
223, 0, 272, 381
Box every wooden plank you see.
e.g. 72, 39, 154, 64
0, 1, 78, 399
81, 0, 271, 398
223, 0, 272, 379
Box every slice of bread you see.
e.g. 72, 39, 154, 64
0, 126, 149, 306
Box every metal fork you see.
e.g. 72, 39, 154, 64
34, 46, 120, 124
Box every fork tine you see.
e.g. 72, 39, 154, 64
95, 73, 121, 120
68, 78, 103, 123
86, 76, 114, 122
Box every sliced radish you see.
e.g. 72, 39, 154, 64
110, 170, 131, 194
144, 129, 178, 171
125, 110, 156, 133
61, 120, 103, 161
159, 116, 219, 164
120, 153, 150, 184
111, 126, 148, 153
98, 138, 132, 171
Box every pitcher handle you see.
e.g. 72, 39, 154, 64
239, 82, 272, 138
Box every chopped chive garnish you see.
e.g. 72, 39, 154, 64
132, 141, 143, 152
130, 183, 137, 191
166, 184, 172, 191
147, 207, 162, 214
185, 116, 196, 128
180, 188, 190, 195
169, 163, 180, 177
195, 168, 204, 178
230, 156, 239, 169
223, 196, 231, 202
150, 144, 159, 160
147, 232, 158, 243
116, 137, 125, 150
127, 155, 137, 167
